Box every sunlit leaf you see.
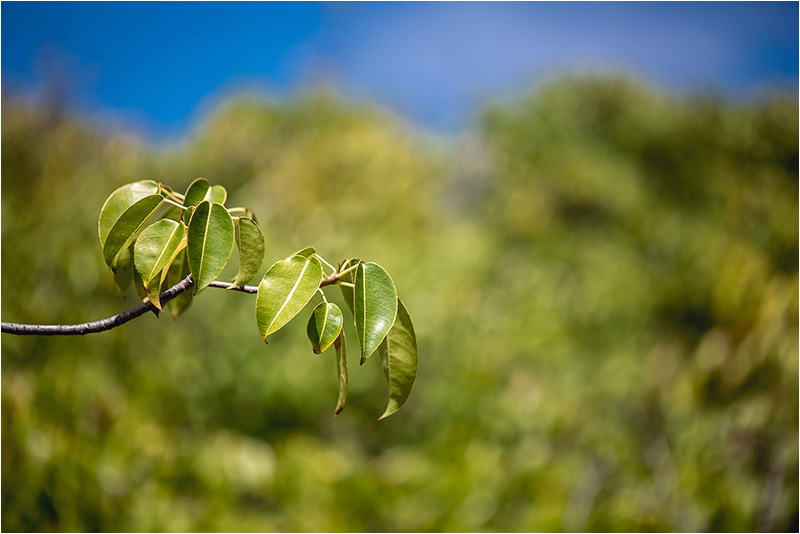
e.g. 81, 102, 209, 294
306, 302, 343, 354
230, 217, 265, 288
113, 244, 135, 296
98, 180, 160, 247
256, 254, 322, 341
183, 177, 228, 206
378, 298, 418, 419
187, 201, 235, 294
354, 261, 398, 364
183, 177, 210, 206
134, 219, 185, 285
293, 246, 316, 258
334, 331, 348, 416
204, 184, 227, 205
102, 194, 164, 266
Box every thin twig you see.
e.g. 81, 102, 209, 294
1, 271, 345, 336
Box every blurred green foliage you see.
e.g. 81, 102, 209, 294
2, 77, 797, 532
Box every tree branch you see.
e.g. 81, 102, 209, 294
1, 271, 345, 336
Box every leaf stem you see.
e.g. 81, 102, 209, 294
163, 198, 187, 210
336, 281, 355, 288
315, 254, 337, 274
337, 262, 359, 278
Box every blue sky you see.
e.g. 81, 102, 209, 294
2, 2, 797, 138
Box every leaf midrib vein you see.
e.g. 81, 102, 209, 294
268, 258, 311, 332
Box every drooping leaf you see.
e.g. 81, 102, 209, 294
256, 254, 322, 341
334, 331, 348, 416
354, 261, 398, 364
102, 194, 164, 266
167, 249, 193, 318
338, 258, 360, 314
230, 217, 265, 288
183, 177, 210, 206
306, 302, 344, 354
187, 201, 235, 294
132, 265, 148, 302
134, 219, 185, 285
98, 180, 160, 247
378, 298, 418, 420
113, 244, 135, 296
132, 263, 159, 316
144, 271, 165, 310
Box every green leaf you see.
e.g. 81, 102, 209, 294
134, 219, 185, 285
205, 185, 228, 204
144, 272, 165, 310
113, 244, 135, 296
334, 331, 348, 416
183, 177, 210, 206
293, 246, 316, 258
183, 177, 228, 206
132, 263, 148, 301
102, 194, 164, 266
338, 258, 360, 314
187, 201, 235, 294
256, 254, 322, 341
230, 217, 265, 287
167, 249, 193, 318
378, 299, 418, 420
354, 261, 398, 364
98, 180, 160, 247
306, 302, 344, 354
184, 205, 194, 225
131, 263, 158, 316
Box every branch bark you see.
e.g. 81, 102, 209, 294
1, 271, 344, 336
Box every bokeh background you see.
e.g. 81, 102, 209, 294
2, 2, 798, 532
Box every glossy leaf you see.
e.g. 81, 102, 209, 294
354, 261, 398, 364
338, 258, 360, 314
256, 254, 322, 341
183, 177, 228, 206
306, 302, 344, 354
205, 185, 227, 204
98, 180, 160, 247
293, 246, 316, 258
378, 298, 418, 419
230, 217, 265, 288
183, 177, 210, 206
187, 201, 235, 294
167, 249, 193, 318
113, 245, 135, 296
134, 219, 185, 285
102, 194, 164, 266
334, 331, 348, 416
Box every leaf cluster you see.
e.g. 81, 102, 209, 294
97, 178, 417, 418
